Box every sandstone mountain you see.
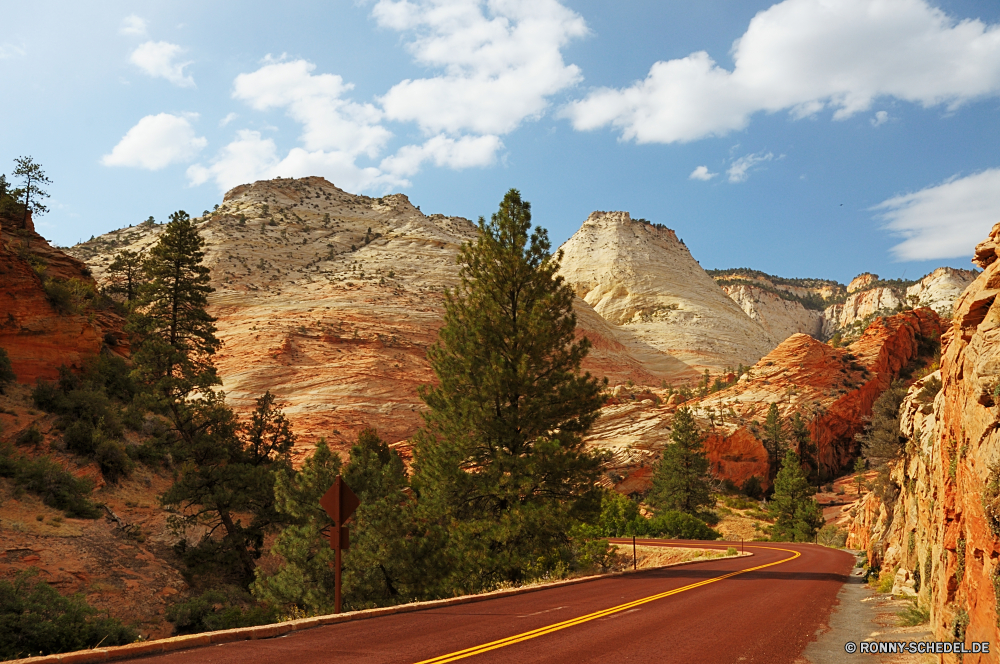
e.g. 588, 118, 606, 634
557, 212, 777, 372
68, 178, 668, 457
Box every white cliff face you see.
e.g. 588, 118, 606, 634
905, 267, 979, 319
721, 283, 823, 341
557, 211, 778, 372
822, 287, 903, 338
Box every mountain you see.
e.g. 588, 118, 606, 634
557, 212, 777, 372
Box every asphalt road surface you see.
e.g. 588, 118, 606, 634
139, 540, 853, 664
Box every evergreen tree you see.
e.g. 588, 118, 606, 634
412, 188, 605, 593
854, 456, 866, 496
128, 210, 219, 412
163, 391, 294, 584
0, 347, 15, 394
104, 249, 145, 307
790, 412, 820, 490
649, 406, 713, 514
767, 450, 824, 542
11, 156, 50, 226
762, 403, 786, 483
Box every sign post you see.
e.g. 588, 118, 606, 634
320, 475, 360, 614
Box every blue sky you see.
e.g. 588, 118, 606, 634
2, 0, 999, 284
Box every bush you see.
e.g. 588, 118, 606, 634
15, 427, 43, 449
742, 475, 763, 500
0, 569, 137, 659
94, 440, 133, 484
817, 524, 848, 548
898, 601, 930, 626
166, 588, 278, 635
0, 443, 100, 518
647, 511, 721, 540
63, 420, 95, 456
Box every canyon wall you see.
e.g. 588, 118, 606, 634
847, 224, 1000, 661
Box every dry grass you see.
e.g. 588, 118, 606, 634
629, 545, 732, 569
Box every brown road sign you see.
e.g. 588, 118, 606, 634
329, 525, 350, 551
320, 476, 360, 527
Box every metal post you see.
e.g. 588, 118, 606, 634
335, 537, 342, 614
633, 535, 637, 571
741, 537, 744, 554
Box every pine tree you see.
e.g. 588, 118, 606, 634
762, 403, 786, 484
251, 439, 342, 613
104, 249, 145, 307
767, 450, 824, 542
790, 412, 820, 490
11, 156, 50, 226
128, 210, 219, 410
412, 188, 605, 592
649, 406, 714, 514
163, 391, 295, 584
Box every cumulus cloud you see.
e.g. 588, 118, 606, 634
130, 41, 195, 87
871, 110, 889, 126
874, 168, 1000, 261
187, 129, 406, 194
219, 112, 238, 127
233, 59, 390, 157
120, 15, 147, 37
563, 0, 1000, 143
689, 165, 717, 181
375, 0, 588, 135
727, 151, 773, 182
102, 113, 206, 170
380, 134, 504, 177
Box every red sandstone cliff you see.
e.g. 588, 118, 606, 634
0, 212, 125, 382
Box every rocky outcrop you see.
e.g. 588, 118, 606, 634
845, 223, 1000, 659
905, 267, 978, 319
721, 282, 823, 341
822, 287, 903, 339
558, 212, 777, 372
0, 213, 125, 383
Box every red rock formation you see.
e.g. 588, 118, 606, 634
695, 309, 941, 488
0, 212, 125, 383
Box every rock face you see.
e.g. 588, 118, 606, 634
558, 212, 777, 372
846, 223, 1000, 657
580, 309, 941, 490
0, 212, 125, 383
69, 179, 671, 458
905, 266, 979, 318
822, 287, 903, 338
720, 283, 823, 341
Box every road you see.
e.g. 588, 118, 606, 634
137, 540, 853, 664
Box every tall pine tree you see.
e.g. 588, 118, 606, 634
649, 406, 713, 514
412, 188, 605, 593
767, 449, 824, 542
762, 403, 786, 484
790, 412, 820, 491
104, 249, 145, 308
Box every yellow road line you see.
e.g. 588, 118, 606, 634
414, 545, 800, 664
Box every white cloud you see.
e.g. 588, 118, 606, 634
120, 15, 147, 37
871, 110, 889, 126
375, 0, 588, 135
380, 134, 503, 177
727, 151, 773, 182
689, 165, 717, 181
220, 112, 238, 127
563, 0, 1000, 143
233, 59, 390, 157
130, 41, 195, 87
187, 130, 406, 194
102, 113, 206, 170
874, 168, 1000, 260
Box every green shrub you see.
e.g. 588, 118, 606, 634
15, 427, 43, 449
726, 546, 738, 556
742, 475, 763, 500
0, 443, 100, 518
0, 569, 137, 659
166, 588, 278, 635
94, 440, 133, 484
63, 420, 95, 456
646, 511, 721, 540
817, 524, 848, 548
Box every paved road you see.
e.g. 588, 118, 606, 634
140, 540, 852, 664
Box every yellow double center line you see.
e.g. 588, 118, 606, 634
414, 545, 800, 664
